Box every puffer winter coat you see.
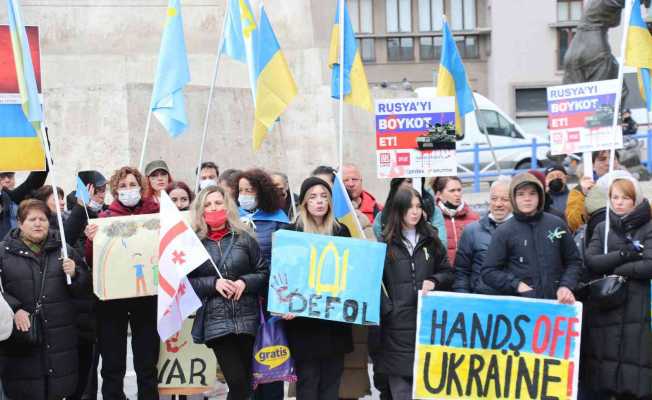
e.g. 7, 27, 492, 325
189, 231, 269, 343
0, 229, 90, 400
583, 200, 652, 398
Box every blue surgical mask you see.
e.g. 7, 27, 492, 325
118, 188, 141, 207
238, 194, 257, 211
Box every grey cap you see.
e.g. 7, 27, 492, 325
144, 160, 170, 177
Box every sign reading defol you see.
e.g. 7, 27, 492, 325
413, 292, 582, 400
267, 230, 386, 325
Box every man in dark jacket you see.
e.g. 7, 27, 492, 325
0, 167, 48, 239
453, 176, 512, 294
482, 172, 583, 302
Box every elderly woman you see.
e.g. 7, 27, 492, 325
0, 199, 89, 400
188, 186, 269, 400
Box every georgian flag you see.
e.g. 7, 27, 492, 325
157, 191, 209, 340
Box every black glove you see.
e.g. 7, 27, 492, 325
619, 249, 644, 262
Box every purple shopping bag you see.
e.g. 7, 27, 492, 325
251, 307, 297, 388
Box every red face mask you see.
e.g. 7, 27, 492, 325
204, 209, 228, 229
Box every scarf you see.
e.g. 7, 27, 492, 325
20, 232, 46, 255
207, 227, 230, 242
438, 200, 465, 217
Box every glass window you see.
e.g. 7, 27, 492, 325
348, 0, 373, 33
432, 0, 444, 30
515, 88, 548, 114
419, 0, 444, 31
557, 27, 576, 69
387, 37, 414, 61
386, 0, 399, 32
557, 0, 583, 22
463, 0, 477, 29
399, 0, 412, 32
450, 0, 463, 30
387, 0, 411, 32
479, 110, 523, 138
348, 0, 360, 32
358, 38, 376, 62
450, 0, 476, 30
419, 36, 442, 60
419, 0, 431, 31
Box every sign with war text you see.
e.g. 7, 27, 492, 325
413, 292, 582, 400
267, 230, 386, 325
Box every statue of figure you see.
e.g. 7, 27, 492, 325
563, 0, 649, 85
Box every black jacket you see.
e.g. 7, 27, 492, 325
583, 200, 652, 398
482, 173, 583, 299
377, 227, 453, 377
283, 223, 354, 361
453, 216, 502, 294
0, 169, 48, 240
189, 231, 269, 343
0, 229, 90, 400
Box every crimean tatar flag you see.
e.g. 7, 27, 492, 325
157, 191, 207, 340
625, 1, 652, 111
220, 0, 297, 150
333, 173, 365, 239
329, 0, 373, 112
150, 0, 191, 137
436, 19, 476, 136
2, 1, 45, 172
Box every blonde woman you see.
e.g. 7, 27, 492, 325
188, 186, 269, 400
282, 177, 353, 400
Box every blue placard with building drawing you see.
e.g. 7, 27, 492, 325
267, 229, 386, 325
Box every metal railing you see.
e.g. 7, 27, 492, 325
457, 130, 652, 192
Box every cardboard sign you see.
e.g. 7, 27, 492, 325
267, 230, 386, 325
157, 316, 217, 395
375, 97, 456, 178
547, 80, 622, 155
413, 292, 582, 400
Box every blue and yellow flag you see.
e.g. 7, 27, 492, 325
220, 1, 297, 150
333, 173, 365, 239
150, 0, 191, 137
328, 0, 373, 112
436, 20, 475, 136
625, 1, 652, 111
2, 0, 45, 172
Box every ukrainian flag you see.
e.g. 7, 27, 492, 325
2, 0, 45, 172
436, 19, 475, 136
220, 1, 297, 150
625, 0, 652, 111
150, 0, 190, 137
333, 173, 365, 239
329, 0, 373, 112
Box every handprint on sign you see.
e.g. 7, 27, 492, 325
165, 332, 188, 353
271, 273, 297, 303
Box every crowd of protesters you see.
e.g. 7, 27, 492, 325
0, 151, 649, 400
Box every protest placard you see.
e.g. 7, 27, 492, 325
93, 212, 191, 300
413, 292, 582, 400
0, 24, 45, 172
375, 97, 456, 178
157, 316, 217, 395
267, 229, 386, 325
547, 79, 622, 155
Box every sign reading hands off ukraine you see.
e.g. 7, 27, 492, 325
267, 230, 386, 325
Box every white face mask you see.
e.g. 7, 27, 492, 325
88, 199, 103, 212
199, 179, 217, 191
118, 188, 141, 207
238, 194, 257, 211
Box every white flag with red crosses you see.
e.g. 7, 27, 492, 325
157, 191, 208, 341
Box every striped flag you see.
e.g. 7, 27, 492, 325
157, 191, 208, 340
332, 173, 365, 239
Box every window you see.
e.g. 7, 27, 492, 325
455, 36, 479, 58
357, 38, 376, 62
450, 0, 477, 30
515, 88, 548, 114
557, 0, 583, 22
478, 110, 523, 138
557, 27, 576, 69
386, 0, 412, 33
419, 36, 442, 60
347, 0, 373, 33
418, 0, 444, 31
387, 37, 414, 61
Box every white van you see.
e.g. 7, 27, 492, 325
415, 87, 549, 174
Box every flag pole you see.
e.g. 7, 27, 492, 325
471, 94, 502, 173
603, 0, 634, 254
194, 3, 228, 192
277, 122, 297, 219
39, 126, 71, 285
338, 0, 345, 169
138, 104, 154, 172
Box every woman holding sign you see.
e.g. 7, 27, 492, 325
377, 188, 453, 399
188, 185, 269, 400
584, 174, 652, 399
282, 177, 353, 400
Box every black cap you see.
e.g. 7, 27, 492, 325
78, 170, 107, 187
544, 165, 567, 177
299, 177, 332, 204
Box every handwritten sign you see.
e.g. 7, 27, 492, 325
267, 230, 386, 325
413, 292, 582, 399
